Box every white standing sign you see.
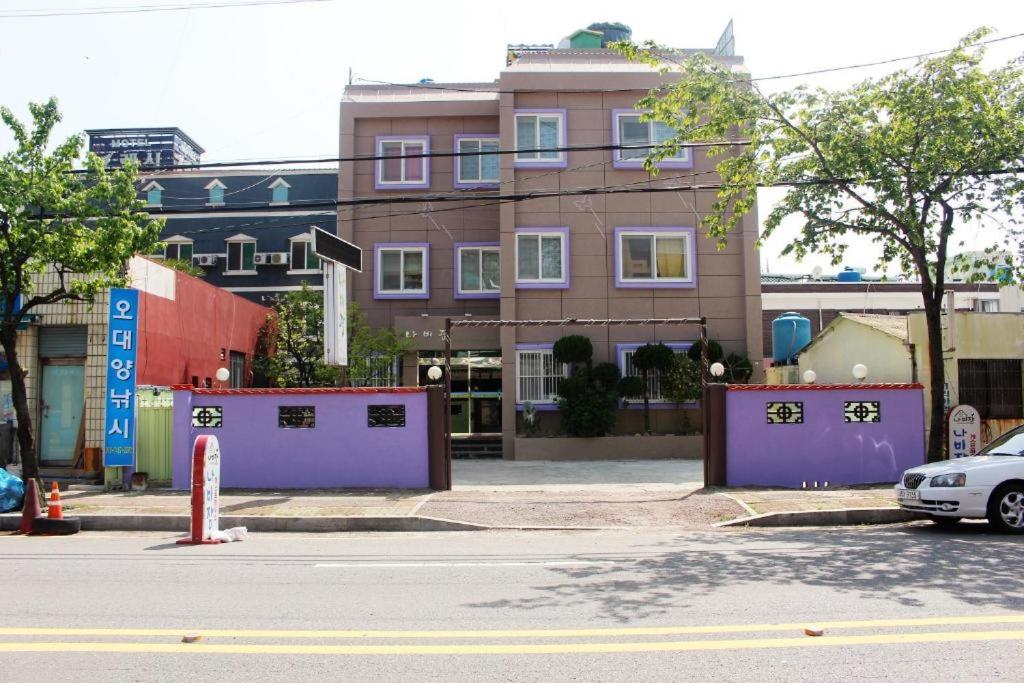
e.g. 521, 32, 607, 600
311, 227, 362, 368
948, 404, 981, 459
322, 261, 348, 366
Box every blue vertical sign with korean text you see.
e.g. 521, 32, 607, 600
104, 288, 139, 467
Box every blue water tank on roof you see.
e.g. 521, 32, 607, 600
836, 267, 862, 282
772, 312, 812, 364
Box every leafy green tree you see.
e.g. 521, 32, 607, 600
0, 99, 162, 484
253, 284, 338, 387
347, 302, 408, 387
630, 343, 676, 433
253, 286, 407, 388
618, 29, 1024, 461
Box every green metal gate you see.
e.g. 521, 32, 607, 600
135, 390, 173, 483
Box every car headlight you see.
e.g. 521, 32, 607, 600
930, 473, 966, 487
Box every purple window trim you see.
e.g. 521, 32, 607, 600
514, 226, 570, 290
613, 226, 697, 289
454, 241, 501, 299
375, 135, 431, 191
513, 109, 569, 169
453, 134, 501, 189
616, 342, 698, 409
611, 109, 694, 170
515, 342, 565, 408
373, 242, 430, 300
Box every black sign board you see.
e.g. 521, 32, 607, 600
311, 227, 362, 272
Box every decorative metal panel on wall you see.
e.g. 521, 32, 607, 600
844, 401, 880, 423
766, 401, 803, 424
278, 406, 315, 428
368, 404, 406, 428
192, 406, 223, 428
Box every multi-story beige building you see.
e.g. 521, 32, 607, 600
338, 38, 762, 458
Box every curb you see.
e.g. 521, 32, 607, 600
716, 507, 924, 528
0, 513, 489, 533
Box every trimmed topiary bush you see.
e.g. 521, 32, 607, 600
556, 368, 618, 437
552, 335, 594, 368
724, 352, 754, 383
616, 375, 645, 402
686, 339, 724, 365
591, 361, 622, 392
631, 343, 676, 433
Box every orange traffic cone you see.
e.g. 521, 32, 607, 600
17, 478, 44, 534
47, 482, 63, 520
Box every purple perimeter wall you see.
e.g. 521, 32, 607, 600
725, 385, 925, 488
172, 388, 430, 489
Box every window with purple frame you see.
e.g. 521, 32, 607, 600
375, 244, 428, 298
376, 137, 429, 189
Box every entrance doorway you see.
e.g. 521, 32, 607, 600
39, 362, 85, 465
419, 350, 501, 436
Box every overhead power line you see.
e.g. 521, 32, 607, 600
142, 166, 1024, 217
0, 0, 332, 19
122, 139, 748, 174
164, 168, 727, 238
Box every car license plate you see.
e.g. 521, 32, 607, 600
898, 489, 920, 501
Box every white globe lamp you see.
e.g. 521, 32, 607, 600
215, 367, 230, 383
802, 370, 817, 384
852, 364, 868, 382
709, 362, 726, 379
426, 365, 443, 382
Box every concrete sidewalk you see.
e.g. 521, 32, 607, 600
2, 460, 903, 531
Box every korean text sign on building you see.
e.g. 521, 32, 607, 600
103, 288, 139, 467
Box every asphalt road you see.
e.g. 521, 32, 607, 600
2, 522, 1022, 681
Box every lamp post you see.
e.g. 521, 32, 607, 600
852, 364, 868, 383
710, 362, 725, 380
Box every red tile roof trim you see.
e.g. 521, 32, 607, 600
725, 383, 923, 391
170, 385, 426, 395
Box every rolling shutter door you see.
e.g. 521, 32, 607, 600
38, 326, 88, 358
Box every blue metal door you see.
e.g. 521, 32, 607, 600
39, 364, 85, 464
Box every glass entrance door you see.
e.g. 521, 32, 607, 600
419, 350, 501, 436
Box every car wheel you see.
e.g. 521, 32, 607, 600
930, 516, 961, 528
987, 485, 1024, 534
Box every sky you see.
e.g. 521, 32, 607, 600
1, 0, 1022, 276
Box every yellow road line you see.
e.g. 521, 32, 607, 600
1, 615, 1024, 640
1, 630, 1023, 655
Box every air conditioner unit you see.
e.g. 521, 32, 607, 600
195, 254, 219, 267
253, 253, 268, 265
269, 252, 289, 266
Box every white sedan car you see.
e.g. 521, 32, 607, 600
896, 425, 1024, 532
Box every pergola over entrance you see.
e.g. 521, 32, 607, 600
434, 317, 711, 488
